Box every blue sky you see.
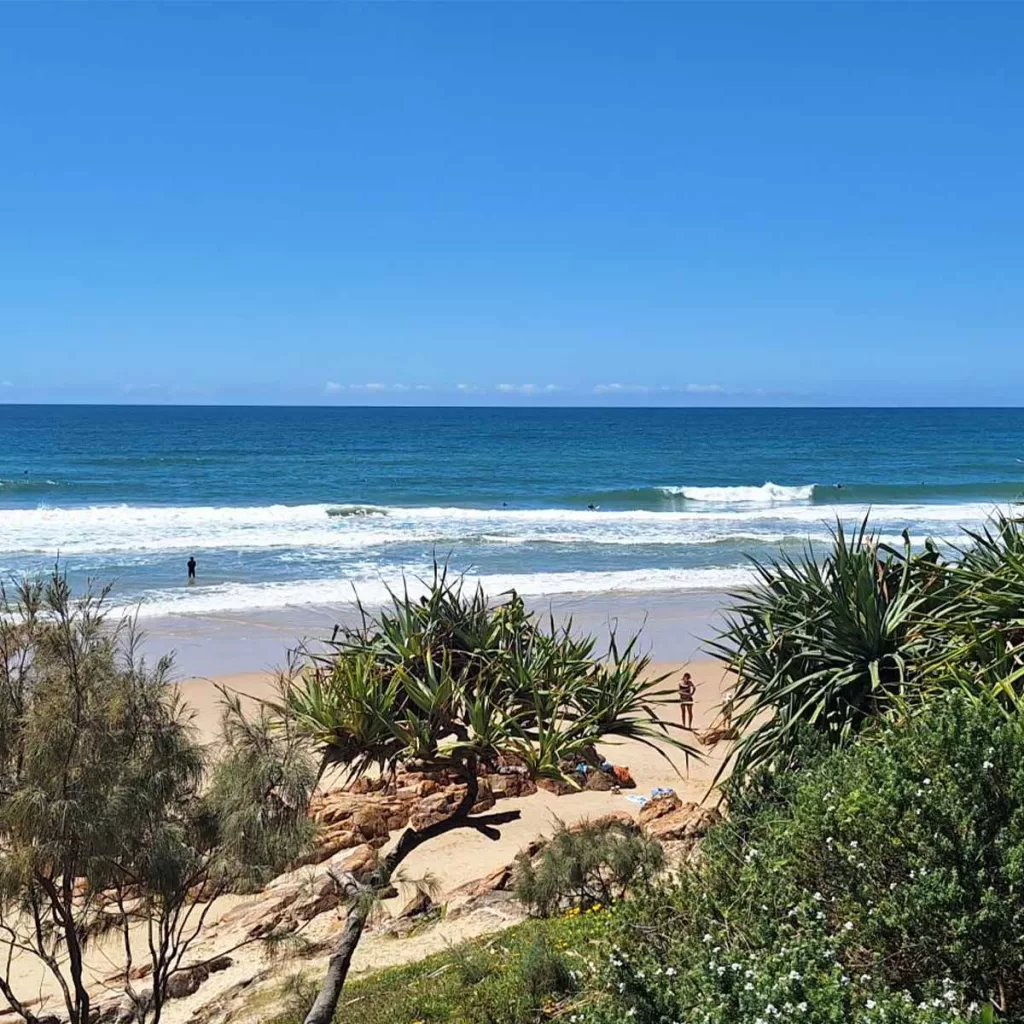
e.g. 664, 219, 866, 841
1, 4, 1022, 406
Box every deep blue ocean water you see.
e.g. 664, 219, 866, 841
1, 406, 1022, 617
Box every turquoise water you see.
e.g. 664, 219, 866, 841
1, 406, 1022, 616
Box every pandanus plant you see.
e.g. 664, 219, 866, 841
279, 566, 698, 1024
706, 518, 936, 787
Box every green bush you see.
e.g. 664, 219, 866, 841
586, 695, 1024, 1023
514, 819, 666, 917
267, 913, 607, 1024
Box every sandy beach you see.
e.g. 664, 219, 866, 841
1, 594, 735, 1023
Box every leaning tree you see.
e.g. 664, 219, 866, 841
280, 568, 698, 1024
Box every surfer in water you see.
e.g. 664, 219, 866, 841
187, 556, 197, 583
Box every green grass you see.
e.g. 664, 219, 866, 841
267, 912, 610, 1024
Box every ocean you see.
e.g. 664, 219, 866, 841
1, 406, 1022, 619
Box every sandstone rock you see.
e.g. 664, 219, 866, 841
585, 769, 616, 792
585, 811, 639, 833
166, 964, 209, 1000
331, 843, 378, 882
398, 890, 432, 919
644, 804, 722, 843
637, 792, 682, 826
352, 806, 390, 842
471, 778, 496, 812
416, 778, 439, 797
536, 777, 577, 796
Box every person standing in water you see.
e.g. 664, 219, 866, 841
678, 671, 695, 730
187, 556, 197, 583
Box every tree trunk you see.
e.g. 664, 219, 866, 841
301, 899, 370, 1024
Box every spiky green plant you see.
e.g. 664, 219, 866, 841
279, 564, 698, 1024
706, 518, 935, 786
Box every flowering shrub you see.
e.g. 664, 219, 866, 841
577, 696, 1024, 1023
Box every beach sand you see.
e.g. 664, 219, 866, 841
178, 655, 732, 896
1, 594, 735, 1022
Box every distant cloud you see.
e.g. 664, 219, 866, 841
593, 383, 652, 394
594, 382, 726, 396
0, 381, 12, 388
414, 384, 433, 391
325, 381, 342, 393
456, 383, 480, 393
496, 383, 560, 394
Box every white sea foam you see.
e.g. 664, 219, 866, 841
122, 565, 759, 619
0, 500, 997, 557
660, 482, 817, 503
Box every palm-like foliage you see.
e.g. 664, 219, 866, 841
284, 564, 698, 783
921, 510, 1024, 704
281, 565, 698, 1024
706, 518, 935, 785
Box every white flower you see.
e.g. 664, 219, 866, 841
789, 970, 802, 981
923, 777, 932, 785
813, 891, 824, 901
744, 982, 755, 991
861, 974, 872, 982
983, 760, 994, 769
843, 921, 854, 930
850, 840, 859, 849
867, 1000, 876, 1009
797, 1002, 808, 1012
665, 966, 677, 977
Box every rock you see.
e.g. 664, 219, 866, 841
472, 778, 496, 812
397, 890, 432, 919
644, 804, 722, 843
331, 843, 378, 882
409, 808, 451, 831
585, 769, 616, 792
352, 807, 390, 842
638, 792, 682, 826
536, 777, 577, 796
293, 873, 343, 921
207, 955, 234, 974
166, 964, 209, 1000
416, 778, 439, 797
585, 811, 639, 833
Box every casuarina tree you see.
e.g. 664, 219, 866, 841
280, 567, 697, 1024
0, 571, 316, 1024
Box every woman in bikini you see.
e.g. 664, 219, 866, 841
679, 671, 695, 730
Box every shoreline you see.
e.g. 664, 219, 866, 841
144, 587, 730, 679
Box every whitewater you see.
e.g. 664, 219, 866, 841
3, 405, 1022, 618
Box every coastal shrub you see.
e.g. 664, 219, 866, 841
706, 517, 944, 785
278, 565, 697, 1024
0, 571, 316, 1024
586, 695, 1024, 1023
268, 913, 607, 1024
514, 818, 666, 917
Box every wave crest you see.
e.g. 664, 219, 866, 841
660, 482, 816, 504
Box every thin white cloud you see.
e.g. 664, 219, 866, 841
325, 381, 342, 393
594, 382, 726, 395
593, 383, 652, 394
496, 383, 563, 395
0, 381, 12, 388
414, 384, 433, 391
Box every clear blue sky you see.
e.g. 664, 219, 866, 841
1, 4, 1022, 406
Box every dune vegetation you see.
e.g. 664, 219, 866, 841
271, 511, 1024, 1024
